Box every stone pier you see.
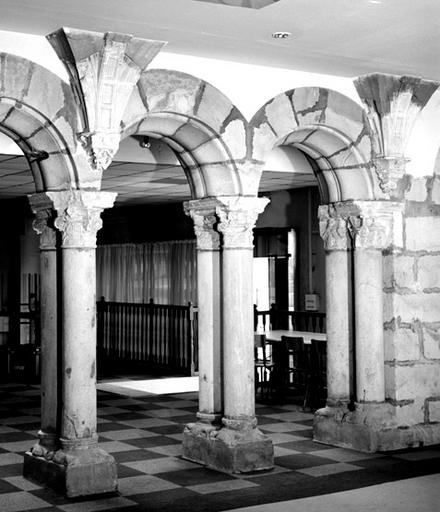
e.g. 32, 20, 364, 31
24, 190, 118, 497
182, 199, 223, 464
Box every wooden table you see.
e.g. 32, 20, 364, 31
254, 330, 327, 407
257, 330, 326, 344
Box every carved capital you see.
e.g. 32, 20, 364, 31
373, 156, 409, 194
354, 74, 438, 159
28, 193, 57, 250
47, 28, 166, 172
318, 205, 349, 251
215, 196, 269, 249
184, 199, 220, 251
346, 200, 404, 251
46, 190, 116, 248
348, 214, 391, 250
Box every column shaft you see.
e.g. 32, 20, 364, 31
39, 245, 58, 443
325, 250, 351, 403
354, 249, 385, 402
197, 248, 222, 416
27, 197, 59, 451
61, 248, 97, 442
222, 247, 255, 420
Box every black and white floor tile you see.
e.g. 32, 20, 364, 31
0, 382, 439, 512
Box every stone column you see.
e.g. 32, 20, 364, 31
27, 195, 58, 453
25, 190, 117, 498
314, 200, 405, 452
318, 204, 352, 405
349, 213, 389, 403
213, 196, 273, 473
182, 199, 223, 464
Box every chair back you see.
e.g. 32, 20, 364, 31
310, 339, 327, 375
254, 333, 270, 363
279, 335, 305, 369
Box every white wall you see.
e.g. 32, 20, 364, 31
0, 28, 360, 123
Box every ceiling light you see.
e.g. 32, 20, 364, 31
139, 136, 151, 149
272, 31, 291, 39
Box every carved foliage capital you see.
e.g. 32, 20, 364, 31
184, 200, 220, 251
348, 214, 391, 250
215, 196, 269, 249
28, 194, 56, 250
373, 156, 409, 194
47, 190, 116, 248
318, 205, 349, 251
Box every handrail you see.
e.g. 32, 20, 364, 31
97, 297, 198, 375
254, 304, 326, 333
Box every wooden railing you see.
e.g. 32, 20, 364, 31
97, 298, 198, 376
254, 304, 326, 333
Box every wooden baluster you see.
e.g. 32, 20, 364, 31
114, 303, 118, 359
179, 308, 183, 370
150, 299, 155, 365
134, 304, 139, 362
165, 306, 168, 367
136, 304, 140, 362
141, 303, 146, 362
158, 305, 162, 365
169, 306, 173, 368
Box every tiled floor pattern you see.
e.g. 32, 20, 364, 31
0, 382, 439, 512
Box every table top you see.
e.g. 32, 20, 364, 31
255, 330, 326, 344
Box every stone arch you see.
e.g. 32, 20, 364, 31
121, 69, 249, 198
250, 87, 379, 203
0, 53, 89, 192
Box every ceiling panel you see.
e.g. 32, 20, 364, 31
0, 154, 317, 205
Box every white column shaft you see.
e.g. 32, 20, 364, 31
354, 249, 385, 402
197, 249, 222, 415
325, 250, 351, 403
61, 248, 97, 441
40, 247, 58, 438
222, 247, 255, 419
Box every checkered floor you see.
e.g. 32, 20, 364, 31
0, 382, 439, 512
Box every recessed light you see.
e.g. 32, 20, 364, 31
272, 31, 291, 39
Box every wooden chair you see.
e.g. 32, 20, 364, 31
270, 336, 309, 404
309, 339, 327, 408
254, 334, 274, 399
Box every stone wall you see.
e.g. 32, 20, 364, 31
383, 173, 440, 430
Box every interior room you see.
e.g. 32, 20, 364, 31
0, 1, 439, 511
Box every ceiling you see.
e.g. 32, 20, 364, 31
0, 0, 436, 206
0, 0, 437, 79
0, 137, 317, 205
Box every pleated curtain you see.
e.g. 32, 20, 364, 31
96, 240, 197, 305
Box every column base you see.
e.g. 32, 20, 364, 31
313, 402, 440, 452
23, 443, 117, 497
183, 417, 274, 473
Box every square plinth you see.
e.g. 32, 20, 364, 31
183, 423, 274, 473
24, 447, 117, 497
313, 404, 440, 453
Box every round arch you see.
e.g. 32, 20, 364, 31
121, 69, 249, 198
250, 87, 379, 203
0, 53, 88, 192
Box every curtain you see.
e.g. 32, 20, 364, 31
96, 240, 197, 305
